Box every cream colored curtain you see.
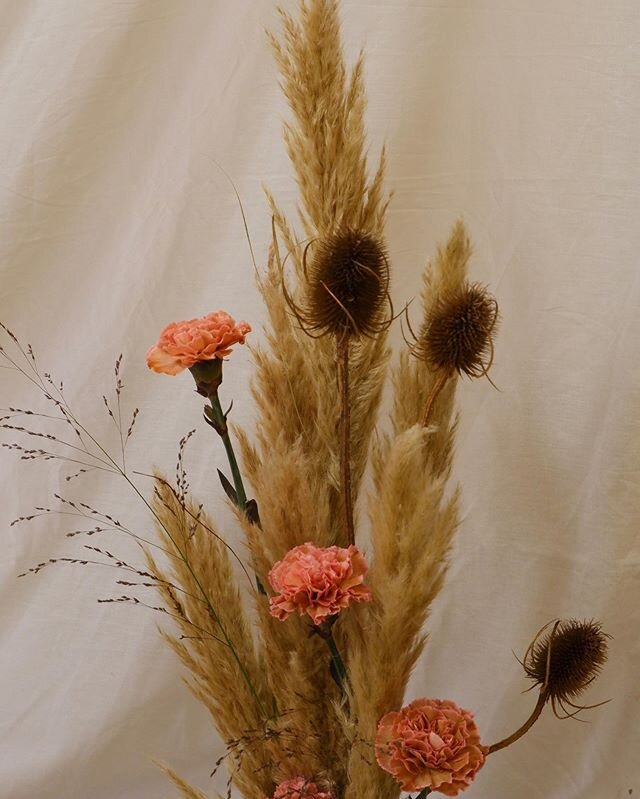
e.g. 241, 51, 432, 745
1, 1, 638, 797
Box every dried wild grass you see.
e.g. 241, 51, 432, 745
251, 0, 391, 545
234, 3, 391, 791
267, 1, 389, 238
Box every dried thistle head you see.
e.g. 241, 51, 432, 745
414, 282, 498, 377
289, 229, 391, 339
524, 619, 610, 717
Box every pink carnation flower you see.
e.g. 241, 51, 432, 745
268, 543, 371, 625
146, 311, 250, 375
375, 698, 487, 796
272, 778, 333, 799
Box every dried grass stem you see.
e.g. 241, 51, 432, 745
339, 336, 355, 545
422, 371, 451, 427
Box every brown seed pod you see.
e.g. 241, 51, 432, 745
523, 619, 610, 717
294, 229, 391, 338
415, 282, 498, 378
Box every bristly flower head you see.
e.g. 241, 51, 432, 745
414, 281, 498, 378
289, 229, 391, 339
523, 619, 609, 717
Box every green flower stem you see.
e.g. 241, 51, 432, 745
325, 628, 351, 699
208, 392, 248, 511
207, 392, 268, 597
415, 788, 432, 798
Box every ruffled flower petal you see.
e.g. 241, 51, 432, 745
268, 543, 371, 624
375, 698, 486, 796
147, 310, 250, 376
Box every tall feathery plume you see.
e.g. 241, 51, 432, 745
233, 1, 392, 792
146, 481, 275, 799
389, 218, 472, 469
158, 765, 210, 799
345, 221, 480, 799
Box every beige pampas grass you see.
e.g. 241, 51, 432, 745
144, 6, 393, 789
388, 218, 473, 476
158, 764, 211, 799
146, 480, 274, 799
343, 221, 474, 799
345, 429, 460, 799
267, 1, 389, 238
234, 1, 392, 789
254, 0, 391, 550
147, 6, 490, 799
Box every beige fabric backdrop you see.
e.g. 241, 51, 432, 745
1, 1, 639, 797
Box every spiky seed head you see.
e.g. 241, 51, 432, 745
304, 229, 390, 338
524, 619, 609, 706
418, 282, 498, 377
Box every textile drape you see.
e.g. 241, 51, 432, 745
1, 2, 638, 797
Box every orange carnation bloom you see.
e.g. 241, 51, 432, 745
375, 698, 487, 796
146, 311, 250, 376
268, 543, 371, 625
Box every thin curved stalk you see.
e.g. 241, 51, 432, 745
338, 336, 355, 545
488, 691, 547, 754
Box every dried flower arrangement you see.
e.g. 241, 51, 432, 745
1, 2, 610, 798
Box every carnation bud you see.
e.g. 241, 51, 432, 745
190, 359, 223, 397
301, 229, 390, 338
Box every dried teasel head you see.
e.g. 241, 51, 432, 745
288, 229, 391, 339
487, 618, 610, 755
413, 281, 498, 378
523, 619, 610, 718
